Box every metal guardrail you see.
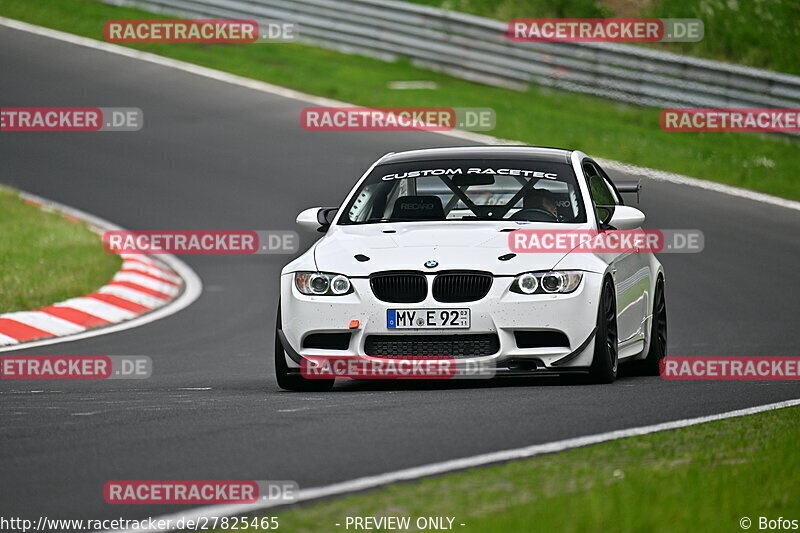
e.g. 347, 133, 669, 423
106, 0, 800, 110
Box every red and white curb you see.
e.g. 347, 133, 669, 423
0, 190, 202, 352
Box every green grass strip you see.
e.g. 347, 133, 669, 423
210, 405, 799, 533
0, 187, 121, 313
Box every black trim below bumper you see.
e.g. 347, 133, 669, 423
277, 328, 305, 365
494, 366, 590, 377
550, 327, 597, 367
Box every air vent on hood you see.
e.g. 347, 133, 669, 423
354, 254, 370, 262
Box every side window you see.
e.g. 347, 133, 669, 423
596, 163, 623, 206
583, 161, 618, 206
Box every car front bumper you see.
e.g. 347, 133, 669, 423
279, 271, 603, 373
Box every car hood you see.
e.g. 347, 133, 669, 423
313, 221, 589, 276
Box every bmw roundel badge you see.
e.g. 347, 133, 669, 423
424, 260, 439, 268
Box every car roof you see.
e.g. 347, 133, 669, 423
378, 146, 573, 165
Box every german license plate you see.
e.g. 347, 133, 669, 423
387, 308, 470, 329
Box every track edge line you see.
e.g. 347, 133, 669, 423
100, 397, 800, 532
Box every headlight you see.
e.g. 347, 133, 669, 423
330, 275, 351, 295
510, 271, 583, 294
517, 273, 538, 294
295, 272, 353, 296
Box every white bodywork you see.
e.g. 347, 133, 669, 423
280, 147, 664, 373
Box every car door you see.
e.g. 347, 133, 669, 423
595, 162, 651, 345
583, 159, 647, 345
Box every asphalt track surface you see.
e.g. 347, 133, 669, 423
1, 25, 799, 524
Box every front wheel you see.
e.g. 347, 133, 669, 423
588, 278, 618, 384
274, 303, 334, 392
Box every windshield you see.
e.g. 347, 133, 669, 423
339, 159, 586, 225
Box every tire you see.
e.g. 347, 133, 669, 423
639, 276, 667, 375
274, 302, 335, 392
588, 278, 618, 384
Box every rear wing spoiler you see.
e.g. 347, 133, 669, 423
615, 179, 642, 202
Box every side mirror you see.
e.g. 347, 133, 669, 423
296, 207, 338, 232
602, 205, 645, 230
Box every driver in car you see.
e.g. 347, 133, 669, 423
521, 189, 560, 220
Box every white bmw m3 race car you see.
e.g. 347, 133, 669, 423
275, 146, 666, 391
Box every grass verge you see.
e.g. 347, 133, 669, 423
207, 405, 799, 533
0, 188, 121, 313
0, 0, 799, 200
